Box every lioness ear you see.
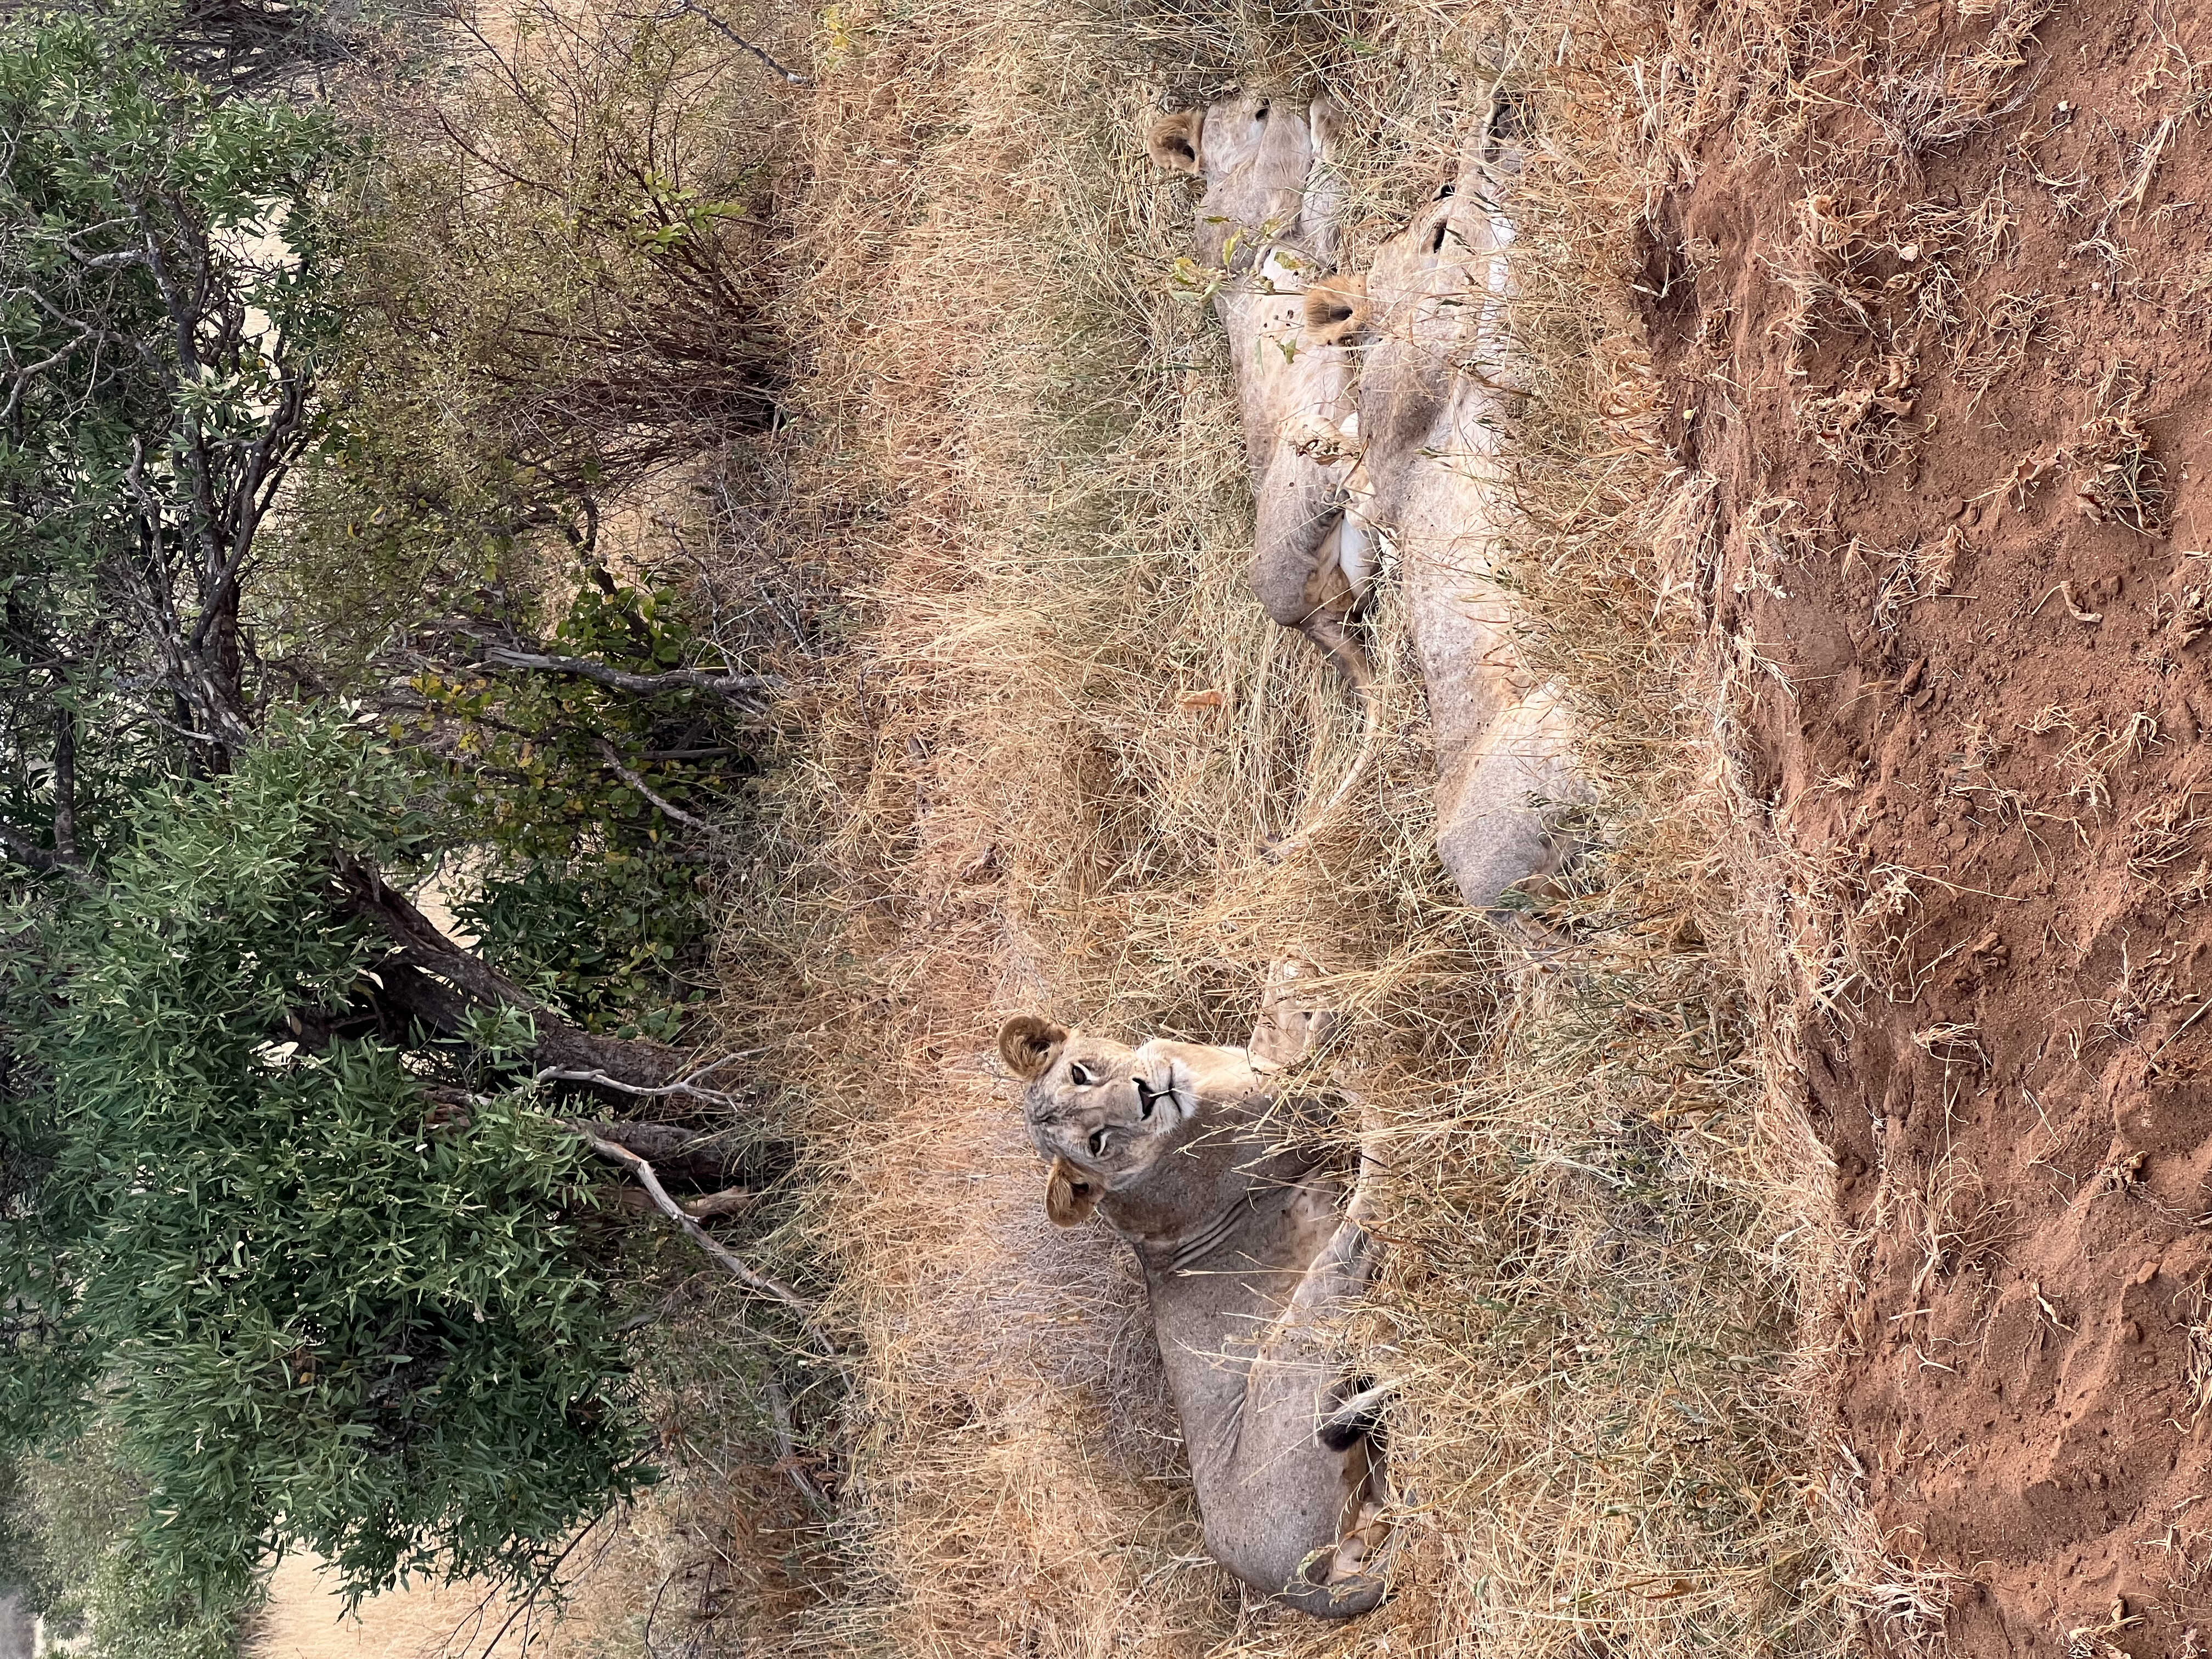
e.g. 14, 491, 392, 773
1307, 89, 1345, 151
1045, 1156, 1100, 1227
1302, 273, 1369, 345
1148, 110, 1204, 175
998, 1015, 1069, 1081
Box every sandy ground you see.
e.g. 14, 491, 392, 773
249, 1548, 644, 1659
1640, 0, 2212, 1652
252, 1557, 539, 1659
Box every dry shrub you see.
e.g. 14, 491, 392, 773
334, 0, 795, 496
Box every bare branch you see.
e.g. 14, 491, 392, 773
764, 1377, 831, 1513
680, 1185, 756, 1220
664, 0, 812, 88
562, 1116, 840, 1364
592, 738, 719, 836
533, 1058, 743, 1105
477, 645, 781, 712
1, 321, 96, 423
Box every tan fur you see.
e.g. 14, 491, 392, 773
1149, 93, 1372, 692
1146, 110, 1203, 175
1149, 87, 1587, 906
1043, 1155, 1098, 1226
1301, 273, 1369, 347
1004, 966, 1389, 1617
997, 1013, 1067, 1080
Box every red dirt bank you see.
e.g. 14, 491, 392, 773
1638, 1, 2212, 1652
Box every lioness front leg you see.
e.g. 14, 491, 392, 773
1228, 1194, 1388, 1612
1251, 447, 1376, 693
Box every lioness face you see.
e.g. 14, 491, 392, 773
997, 1017, 1189, 1225
1147, 92, 1344, 273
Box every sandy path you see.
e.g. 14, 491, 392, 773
251, 1557, 533, 1659
1640, 1, 2212, 1652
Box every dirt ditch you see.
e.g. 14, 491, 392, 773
1637, 0, 2212, 1651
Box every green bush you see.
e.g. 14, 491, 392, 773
1, 721, 648, 1611
0, 1, 792, 1641
414, 571, 741, 1039
14, 1435, 248, 1659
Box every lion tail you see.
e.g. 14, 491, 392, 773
1266, 678, 1381, 866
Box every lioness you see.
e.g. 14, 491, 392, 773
997, 979, 1387, 1618
1291, 105, 1588, 909
1149, 93, 1374, 692
1152, 87, 1585, 907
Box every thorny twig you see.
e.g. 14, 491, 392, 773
659, 0, 811, 86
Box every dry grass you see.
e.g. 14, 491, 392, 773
348, 0, 2036, 1649
636, 0, 1880, 1653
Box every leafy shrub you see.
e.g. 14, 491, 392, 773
408, 567, 744, 1038
14, 1434, 248, 1659
0, 721, 648, 1610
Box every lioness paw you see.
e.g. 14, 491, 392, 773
1284, 411, 1363, 466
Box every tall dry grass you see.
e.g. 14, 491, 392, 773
653, 0, 1874, 1655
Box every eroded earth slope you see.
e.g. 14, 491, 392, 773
1642, 2, 2212, 1652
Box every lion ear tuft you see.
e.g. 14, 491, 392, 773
1147, 110, 1204, 175
998, 1015, 1069, 1081
1045, 1157, 1100, 1227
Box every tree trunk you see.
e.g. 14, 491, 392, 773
333, 854, 689, 1095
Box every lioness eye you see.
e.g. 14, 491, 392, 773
1069, 1063, 1095, 1086
1088, 1130, 1108, 1156
1136, 1086, 1155, 1120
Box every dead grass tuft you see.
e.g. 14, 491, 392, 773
2066, 362, 2170, 535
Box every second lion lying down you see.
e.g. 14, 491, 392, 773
998, 973, 1387, 1618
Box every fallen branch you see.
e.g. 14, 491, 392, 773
477, 645, 781, 712
534, 1058, 744, 1107
563, 1117, 839, 1365
765, 1376, 831, 1513
574, 1116, 743, 1190
681, 1184, 757, 1220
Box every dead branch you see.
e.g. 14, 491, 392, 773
592, 737, 720, 836
764, 1376, 831, 1512
477, 645, 782, 713
662, 0, 811, 87
563, 1116, 838, 1362
536, 1062, 740, 1105
681, 1185, 757, 1219
623, 1182, 758, 1220
571, 1116, 744, 1190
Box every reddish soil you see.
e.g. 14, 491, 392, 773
1639, 3, 2212, 1653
